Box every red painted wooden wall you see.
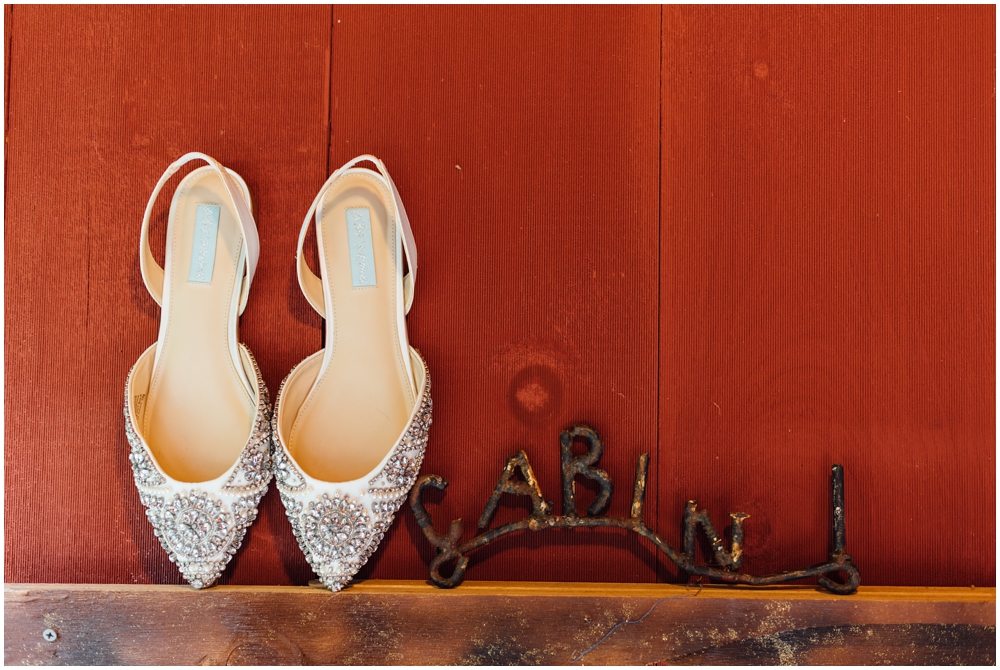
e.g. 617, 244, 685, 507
5, 6, 994, 587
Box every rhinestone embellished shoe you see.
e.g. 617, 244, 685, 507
124, 153, 271, 588
273, 155, 431, 591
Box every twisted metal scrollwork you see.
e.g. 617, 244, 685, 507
409, 424, 860, 594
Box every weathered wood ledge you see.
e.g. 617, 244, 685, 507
5, 581, 995, 665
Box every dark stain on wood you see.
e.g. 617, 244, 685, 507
5, 583, 994, 665
667, 624, 997, 666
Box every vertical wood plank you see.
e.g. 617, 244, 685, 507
328, 6, 662, 583
3, 2, 11, 269
3, 6, 331, 585
4, 5, 12, 137
3, 5, 993, 590
660, 6, 994, 586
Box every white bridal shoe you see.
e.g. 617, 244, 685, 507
124, 153, 272, 588
273, 155, 432, 591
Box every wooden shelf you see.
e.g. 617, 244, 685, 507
5, 581, 994, 665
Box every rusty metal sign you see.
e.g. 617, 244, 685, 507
409, 424, 860, 594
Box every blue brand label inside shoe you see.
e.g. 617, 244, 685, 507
188, 204, 221, 284
346, 207, 377, 287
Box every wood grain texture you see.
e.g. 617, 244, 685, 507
4, 583, 994, 665
3, 5, 331, 586
3, 5, 995, 591
327, 5, 662, 584
659, 5, 995, 586
4, 5, 12, 137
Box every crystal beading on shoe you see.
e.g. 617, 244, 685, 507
124, 344, 273, 589
273, 351, 432, 592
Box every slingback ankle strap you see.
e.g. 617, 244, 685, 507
296, 155, 418, 318
139, 152, 260, 314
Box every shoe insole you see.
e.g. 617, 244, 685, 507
288, 172, 415, 483
142, 167, 256, 483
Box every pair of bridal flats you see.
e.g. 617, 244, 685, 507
124, 153, 431, 591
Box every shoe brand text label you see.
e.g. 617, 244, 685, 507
187, 204, 221, 284
346, 207, 377, 288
